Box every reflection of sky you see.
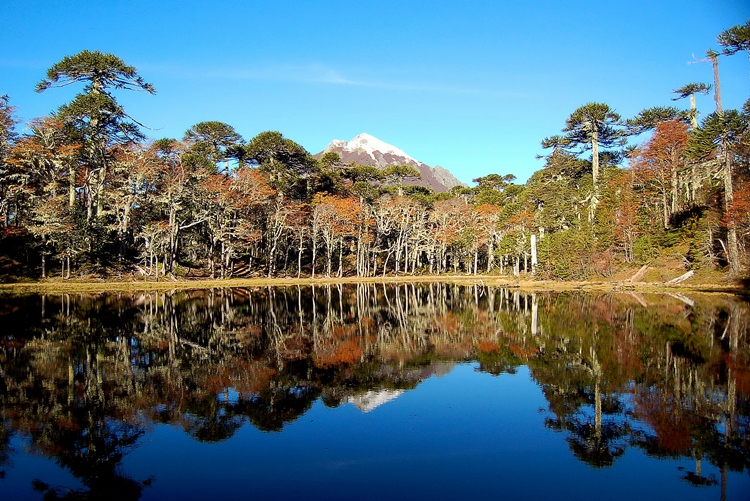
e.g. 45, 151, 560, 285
70, 364, 744, 500
0, 362, 745, 500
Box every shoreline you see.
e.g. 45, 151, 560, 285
0, 274, 746, 296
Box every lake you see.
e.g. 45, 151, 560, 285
0, 284, 748, 500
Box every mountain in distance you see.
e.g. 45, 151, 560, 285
315, 133, 465, 193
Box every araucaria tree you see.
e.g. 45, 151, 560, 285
1, 37, 748, 282
717, 20, 750, 65
36, 50, 155, 221
672, 83, 712, 129
688, 110, 748, 275
544, 103, 626, 194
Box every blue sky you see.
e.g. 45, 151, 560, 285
2, 0, 749, 184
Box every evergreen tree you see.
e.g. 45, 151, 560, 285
717, 20, 750, 62
183, 121, 244, 174
36, 50, 155, 218
672, 83, 712, 129
544, 103, 626, 191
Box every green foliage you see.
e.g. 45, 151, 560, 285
318, 151, 342, 169
687, 110, 748, 160
183, 121, 244, 173
537, 227, 596, 280
403, 185, 436, 205
341, 164, 384, 183
471, 173, 518, 206
717, 20, 750, 56
246, 131, 315, 197
559, 102, 626, 154
626, 106, 691, 135
0, 95, 18, 159
525, 151, 591, 232
671, 82, 711, 100
350, 181, 379, 201
55, 92, 145, 147
632, 235, 660, 264
36, 50, 155, 95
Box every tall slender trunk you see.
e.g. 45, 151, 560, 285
591, 129, 600, 189
96, 168, 105, 216
311, 240, 317, 278
710, 52, 722, 113
723, 150, 740, 274
689, 93, 698, 129
297, 235, 303, 278
69, 166, 76, 207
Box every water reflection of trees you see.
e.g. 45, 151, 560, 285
0, 285, 748, 497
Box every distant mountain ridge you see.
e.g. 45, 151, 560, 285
315, 133, 465, 193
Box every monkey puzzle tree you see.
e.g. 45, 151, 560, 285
544, 103, 626, 193
36, 50, 155, 219
246, 131, 315, 199
626, 106, 691, 136
672, 83, 712, 129
183, 121, 244, 174
383, 164, 421, 196
688, 109, 748, 274
717, 20, 750, 64
0, 95, 19, 227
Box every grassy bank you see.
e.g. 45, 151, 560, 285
0, 273, 747, 296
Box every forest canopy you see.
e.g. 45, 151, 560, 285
1, 23, 749, 282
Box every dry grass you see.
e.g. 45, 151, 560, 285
0, 273, 746, 297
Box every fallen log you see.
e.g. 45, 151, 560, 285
628, 265, 649, 282
666, 270, 694, 284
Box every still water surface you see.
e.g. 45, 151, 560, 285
0, 284, 748, 500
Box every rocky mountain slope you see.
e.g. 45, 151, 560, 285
316, 133, 465, 192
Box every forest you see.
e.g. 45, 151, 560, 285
0, 21, 748, 282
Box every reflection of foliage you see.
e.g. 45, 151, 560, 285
562, 417, 629, 468
0, 421, 13, 479
0, 285, 748, 495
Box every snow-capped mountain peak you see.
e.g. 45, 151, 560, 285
341, 133, 416, 162
317, 132, 465, 193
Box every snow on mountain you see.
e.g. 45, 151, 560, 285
341, 133, 416, 162
317, 133, 464, 193
346, 389, 405, 413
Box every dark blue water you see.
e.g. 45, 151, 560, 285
0, 286, 748, 500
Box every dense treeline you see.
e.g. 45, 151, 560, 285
1, 22, 749, 281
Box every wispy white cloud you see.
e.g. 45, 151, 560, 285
142, 62, 532, 98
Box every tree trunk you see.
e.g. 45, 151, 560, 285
487, 239, 494, 273
311, 240, 317, 278
671, 162, 678, 215
689, 92, 698, 129
297, 237, 303, 278
338, 239, 343, 277
710, 53, 722, 113
723, 151, 740, 274
591, 129, 600, 189
69, 166, 76, 207
96, 168, 105, 217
